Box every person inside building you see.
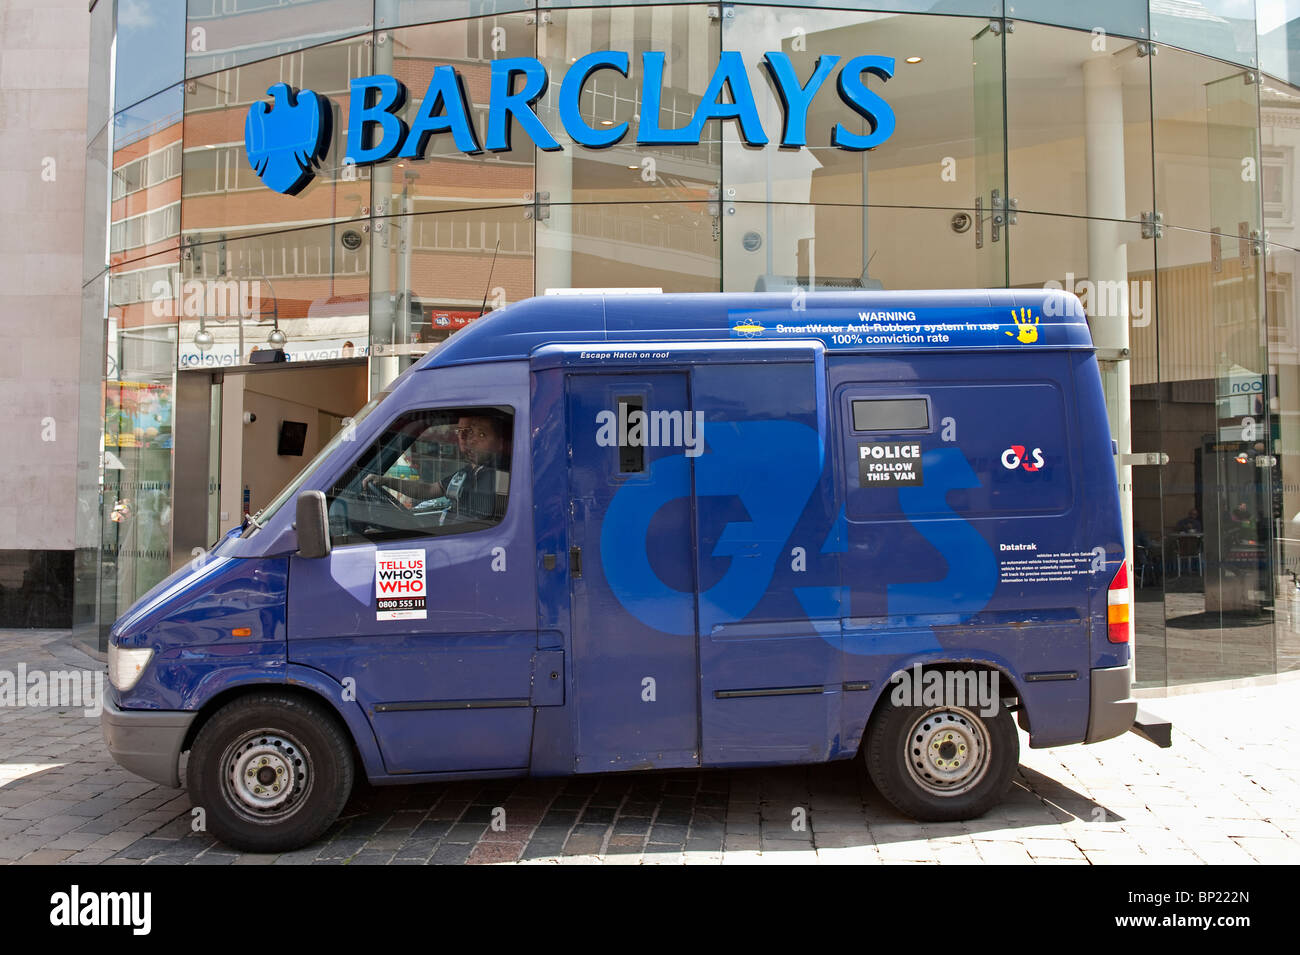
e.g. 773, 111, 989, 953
1174, 506, 1201, 534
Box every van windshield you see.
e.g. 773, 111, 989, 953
241, 395, 384, 538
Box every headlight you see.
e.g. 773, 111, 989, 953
108, 644, 155, 691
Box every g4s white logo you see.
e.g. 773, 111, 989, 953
1001, 445, 1045, 472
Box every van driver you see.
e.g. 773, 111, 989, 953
362, 413, 507, 521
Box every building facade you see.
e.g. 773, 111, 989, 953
79, 0, 1300, 687
0, 0, 89, 628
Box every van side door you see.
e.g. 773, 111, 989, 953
565, 372, 700, 771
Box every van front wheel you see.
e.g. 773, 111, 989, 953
865, 698, 1018, 821
186, 693, 354, 853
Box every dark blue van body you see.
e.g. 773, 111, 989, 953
102, 290, 1136, 841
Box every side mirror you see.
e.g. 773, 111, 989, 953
295, 490, 331, 559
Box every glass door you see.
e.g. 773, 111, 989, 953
973, 20, 1009, 289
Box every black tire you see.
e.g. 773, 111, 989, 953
864, 682, 1019, 822
186, 692, 355, 853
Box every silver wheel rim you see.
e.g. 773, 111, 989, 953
904, 707, 992, 797
221, 729, 313, 821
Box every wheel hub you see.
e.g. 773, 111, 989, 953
905, 708, 992, 797
225, 733, 310, 815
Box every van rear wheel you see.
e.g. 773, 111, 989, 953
865, 696, 1018, 821
186, 692, 354, 853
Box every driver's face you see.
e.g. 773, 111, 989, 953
456, 416, 503, 465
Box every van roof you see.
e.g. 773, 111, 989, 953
411, 289, 1092, 371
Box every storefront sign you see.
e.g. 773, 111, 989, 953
245, 52, 896, 194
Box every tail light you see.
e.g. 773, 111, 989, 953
1107, 560, 1130, 643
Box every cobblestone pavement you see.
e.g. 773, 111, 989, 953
1, 629, 1298, 865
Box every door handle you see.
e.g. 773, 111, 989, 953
569, 546, 582, 578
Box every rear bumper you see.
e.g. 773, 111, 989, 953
101, 696, 196, 789
1084, 665, 1138, 744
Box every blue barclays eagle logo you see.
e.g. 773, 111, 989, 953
244, 84, 332, 196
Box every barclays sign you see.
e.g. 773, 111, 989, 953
244, 51, 896, 195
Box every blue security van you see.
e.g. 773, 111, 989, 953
102, 289, 1148, 852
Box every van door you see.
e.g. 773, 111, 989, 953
690, 359, 843, 766
566, 373, 700, 770
286, 397, 539, 775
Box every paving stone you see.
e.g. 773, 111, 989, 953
3, 629, 1300, 866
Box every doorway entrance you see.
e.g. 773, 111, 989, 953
172, 360, 369, 559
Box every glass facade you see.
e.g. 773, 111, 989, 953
77, 0, 1300, 686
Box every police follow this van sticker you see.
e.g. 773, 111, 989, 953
859, 441, 923, 486
376, 549, 427, 620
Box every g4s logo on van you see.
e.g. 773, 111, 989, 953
1001, 445, 1045, 472
601, 420, 820, 635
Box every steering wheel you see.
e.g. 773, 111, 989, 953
360, 475, 412, 512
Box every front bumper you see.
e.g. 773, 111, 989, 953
101, 696, 197, 789
1084, 664, 1139, 744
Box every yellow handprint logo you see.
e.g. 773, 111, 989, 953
1006, 307, 1039, 344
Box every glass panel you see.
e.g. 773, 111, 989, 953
178, 222, 371, 369
539, 5, 718, 205
379, 13, 537, 215
102, 252, 179, 634
720, 8, 999, 215
1154, 45, 1262, 235
723, 203, 989, 293
1152, 0, 1259, 68
185, 0, 374, 77
379, 0, 535, 29
181, 35, 372, 246
1265, 242, 1300, 673
852, 397, 930, 431
1006, 0, 1148, 39
1005, 21, 1154, 222
88, 0, 114, 140
84, 125, 112, 285
1156, 222, 1273, 684
550, 0, 1000, 12
371, 205, 533, 389
115, 0, 185, 112
544, 200, 718, 292
1258, 0, 1300, 84
973, 19, 1007, 287
74, 276, 108, 648
1261, 80, 1300, 673
111, 86, 184, 271
1008, 212, 1163, 685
